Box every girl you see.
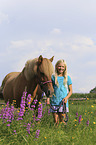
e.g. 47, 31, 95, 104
47, 59, 72, 125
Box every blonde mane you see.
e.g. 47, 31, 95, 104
24, 58, 38, 80
24, 57, 54, 81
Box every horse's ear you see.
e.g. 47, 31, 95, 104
38, 55, 43, 65
49, 56, 54, 62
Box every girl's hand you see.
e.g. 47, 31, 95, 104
63, 97, 67, 103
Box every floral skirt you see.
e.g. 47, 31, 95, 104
50, 105, 69, 113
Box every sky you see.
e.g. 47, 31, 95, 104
0, 0, 96, 93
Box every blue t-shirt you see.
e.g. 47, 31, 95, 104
50, 75, 72, 107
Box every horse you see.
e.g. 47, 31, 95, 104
2, 55, 54, 107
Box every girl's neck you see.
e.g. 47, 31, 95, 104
58, 74, 63, 76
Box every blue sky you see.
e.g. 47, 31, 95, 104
0, 0, 96, 93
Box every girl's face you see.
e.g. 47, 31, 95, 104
56, 62, 65, 75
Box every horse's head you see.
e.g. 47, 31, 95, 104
24, 55, 54, 97
37, 55, 54, 97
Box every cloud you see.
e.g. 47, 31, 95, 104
9, 39, 34, 49
50, 28, 62, 35
0, 12, 9, 24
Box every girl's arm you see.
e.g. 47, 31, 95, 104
47, 98, 50, 105
63, 84, 72, 103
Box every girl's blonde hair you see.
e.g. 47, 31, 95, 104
54, 59, 67, 87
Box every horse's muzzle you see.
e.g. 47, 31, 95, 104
46, 90, 54, 97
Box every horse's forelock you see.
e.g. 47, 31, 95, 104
39, 58, 54, 78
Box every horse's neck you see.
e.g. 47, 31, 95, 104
20, 72, 39, 93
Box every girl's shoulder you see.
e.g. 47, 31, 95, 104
67, 75, 72, 84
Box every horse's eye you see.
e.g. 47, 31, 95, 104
40, 72, 44, 76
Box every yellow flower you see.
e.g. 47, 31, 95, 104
72, 102, 73, 104
44, 137, 47, 139
93, 122, 96, 124
17, 110, 19, 113
74, 119, 77, 121
31, 98, 33, 101
75, 124, 77, 126
87, 98, 89, 100
91, 105, 94, 108
13, 100, 16, 102
39, 102, 41, 104
72, 137, 74, 139
28, 102, 31, 104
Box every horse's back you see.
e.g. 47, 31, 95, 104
2, 72, 20, 89
2, 72, 20, 103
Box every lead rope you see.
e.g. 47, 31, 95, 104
50, 100, 68, 123
62, 100, 68, 123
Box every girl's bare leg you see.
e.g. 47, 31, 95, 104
52, 113, 59, 125
58, 113, 66, 124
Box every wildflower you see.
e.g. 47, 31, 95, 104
13, 130, 16, 133
87, 98, 89, 100
86, 120, 89, 126
7, 124, 10, 126
17, 92, 26, 120
78, 115, 82, 124
33, 114, 35, 121
44, 137, 47, 139
26, 94, 31, 109
37, 103, 42, 119
33, 99, 38, 105
91, 105, 94, 108
26, 123, 31, 134
76, 112, 78, 117
35, 129, 40, 138
93, 122, 96, 124
48, 109, 50, 115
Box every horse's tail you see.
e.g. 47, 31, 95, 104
0, 86, 4, 99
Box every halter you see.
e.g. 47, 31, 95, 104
40, 80, 52, 85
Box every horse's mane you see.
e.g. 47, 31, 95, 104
24, 58, 38, 80
23, 57, 54, 81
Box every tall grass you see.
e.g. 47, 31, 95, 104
0, 95, 96, 145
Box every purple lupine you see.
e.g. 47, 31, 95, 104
35, 129, 40, 138
17, 92, 26, 120
0, 101, 15, 126
33, 99, 38, 105
86, 120, 89, 126
26, 122, 31, 134
48, 108, 50, 115
79, 115, 82, 124
76, 112, 78, 118
37, 103, 42, 119
26, 94, 31, 109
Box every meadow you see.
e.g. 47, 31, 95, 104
0, 93, 96, 145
